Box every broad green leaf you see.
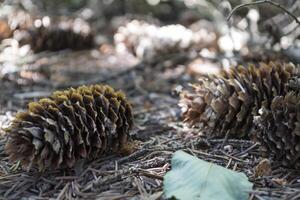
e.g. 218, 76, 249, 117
164, 151, 253, 200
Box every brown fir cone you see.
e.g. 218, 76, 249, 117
5, 85, 133, 170
179, 62, 299, 138
254, 92, 300, 169
15, 17, 94, 52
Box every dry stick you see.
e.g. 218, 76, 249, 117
56, 182, 70, 200
135, 169, 164, 181
227, 0, 300, 26
235, 142, 259, 157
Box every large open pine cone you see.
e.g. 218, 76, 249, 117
179, 62, 299, 138
15, 17, 94, 52
255, 91, 300, 169
5, 85, 133, 170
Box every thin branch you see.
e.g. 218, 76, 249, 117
227, 0, 300, 27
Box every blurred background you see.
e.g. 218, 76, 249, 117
0, 0, 299, 118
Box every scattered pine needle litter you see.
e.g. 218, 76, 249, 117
0, 6, 300, 198
0, 56, 299, 199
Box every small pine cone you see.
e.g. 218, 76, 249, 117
15, 17, 94, 52
5, 85, 133, 170
179, 62, 299, 138
255, 92, 300, 169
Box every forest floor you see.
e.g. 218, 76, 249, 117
0, 48, 300, 200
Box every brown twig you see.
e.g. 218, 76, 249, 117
235, 142, 260, 157
134, 169, 164, 181
227, 0, 300, 27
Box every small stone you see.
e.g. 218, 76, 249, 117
223, 145, 233, 153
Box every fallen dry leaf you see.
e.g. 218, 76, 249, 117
254, 158, 272, 178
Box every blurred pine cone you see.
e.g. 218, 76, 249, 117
5, 84, 133, 170
15, 17, 94, 52
114, 20, 218, 60
255, 92, 300, 169
179, 62, 299, 138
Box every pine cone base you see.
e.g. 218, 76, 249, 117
255, 93, 300, 169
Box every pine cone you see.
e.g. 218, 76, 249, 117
179, 62, 299, 138
5, 85, 133, 170
15, 18, 94, 52
114, 20, 217, 60
255, 92, 300, 169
